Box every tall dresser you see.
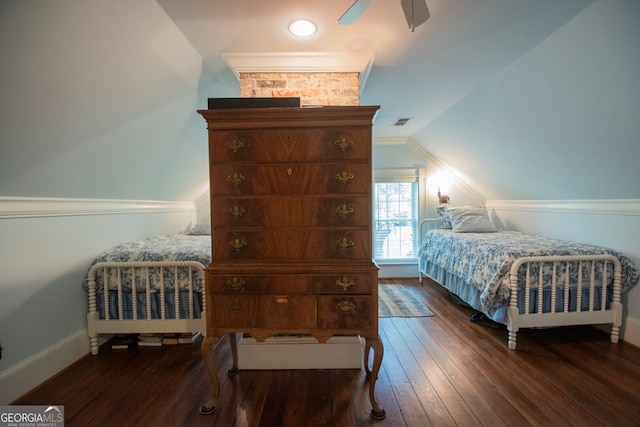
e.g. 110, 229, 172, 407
197, 105, 385, 420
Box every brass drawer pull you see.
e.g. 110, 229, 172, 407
227, 138, 245, 153
226, 173, 245, 186
336, 299, 357, 313
334, 137, 353, 152
226, 277, 245, 291
336, 203, 354, 218
336, 276, 356, 291
229, 299, 244, 312
229, 237, 247, 252
228, 205, 246, 219
336, 237, 354, 252
335, 171, 354, 184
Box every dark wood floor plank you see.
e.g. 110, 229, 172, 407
11, 278, 640, 427
349, 366, 386, 427
409, 316, 532, 427
328, 370, 358, 426
381, 317, 457, 426
303, 370, 333, 426
258, 369, 292, 426
280, 369, 315, 425
364, 338, 420, 426
417, 279, 591, 427
399, 316, 505, 427
514, 329, 640, 427
235, 370, 272, 427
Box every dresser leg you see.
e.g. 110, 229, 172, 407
363, 339, 372, 378
364, 335, 386, 420
199, 336, 220, 415
227, 332, 239, 376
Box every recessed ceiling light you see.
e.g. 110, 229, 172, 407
289, 19, 316, 37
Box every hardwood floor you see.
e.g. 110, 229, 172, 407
13, 278, 640, 426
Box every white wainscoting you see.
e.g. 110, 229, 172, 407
0, 196, 196, 403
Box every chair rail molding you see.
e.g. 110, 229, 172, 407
485, 199, 640, 216
0, 196, 195, 219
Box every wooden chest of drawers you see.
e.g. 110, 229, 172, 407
197, 106, 385, 419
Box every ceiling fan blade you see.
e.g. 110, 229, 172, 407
337, 0, 373, 25
401, 0, 430, 31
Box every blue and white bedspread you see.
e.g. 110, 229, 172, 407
419, 230, 639, 316
85, 234, 211, 293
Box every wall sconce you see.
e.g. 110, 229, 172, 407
437, 188, 449, 204
428, 171, 452, 204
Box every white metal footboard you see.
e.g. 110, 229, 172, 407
86, 261, 207, 355
506, 254, 621, 350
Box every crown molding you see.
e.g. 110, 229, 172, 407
0, 197, 195, 219
222, 51, 376, 92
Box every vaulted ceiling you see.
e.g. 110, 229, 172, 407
1, 0, 638, 202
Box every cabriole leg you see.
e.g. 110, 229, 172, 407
199, 336, 220, 415
363, 339, 372, 378
227, 332, 239, 375
364, 335, 386, 420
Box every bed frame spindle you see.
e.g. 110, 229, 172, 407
86, 261, 207, 355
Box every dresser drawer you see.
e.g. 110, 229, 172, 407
210, 294, 317, 329
317, 295, 374, 330
206, 273, 315, 294
312, 274, 373, 295
212, 229, 371, 260
210, 163, 371, 196
211, 196, 371, 228
209, 128, 370, 162
211, 295, 261, 328
263, 294, 317, 329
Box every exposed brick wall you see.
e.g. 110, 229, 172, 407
239, 72, 360, 106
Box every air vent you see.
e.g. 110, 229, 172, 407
393, 117, 411, 126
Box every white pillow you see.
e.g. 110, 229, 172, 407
186, 217, 211, 235
448, 207, 497, 233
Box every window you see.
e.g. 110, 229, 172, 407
373, 168, 423, 261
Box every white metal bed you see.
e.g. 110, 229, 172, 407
418, 218, 638, 349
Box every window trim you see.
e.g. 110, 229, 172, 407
373, 168, 426, 263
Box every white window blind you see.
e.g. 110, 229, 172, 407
373, 168, 422, 261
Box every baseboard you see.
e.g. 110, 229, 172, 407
238, 335, 363, 370
0, 330, 89, 404
622, 315, 640, 348
378, 263, 419, 278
